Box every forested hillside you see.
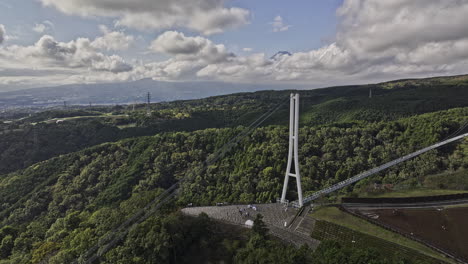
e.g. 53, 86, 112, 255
0, 75, 467, 263
1, 75, 468, 175
0, 105, 466, 262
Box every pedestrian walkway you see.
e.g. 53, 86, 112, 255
181, 203, 320, 249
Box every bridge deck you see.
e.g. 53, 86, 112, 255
296, 132, 468, 207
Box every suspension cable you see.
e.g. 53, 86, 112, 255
443, 119, 468, 140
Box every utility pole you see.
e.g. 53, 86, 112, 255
369, 88, 372, 99
281, 93, 303, 207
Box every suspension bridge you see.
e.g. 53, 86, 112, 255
76, 93, 468, 263
292, 131, 468, 208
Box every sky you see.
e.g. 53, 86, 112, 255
0, 0, 468, 92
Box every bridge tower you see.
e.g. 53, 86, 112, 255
281, 93, 303, 207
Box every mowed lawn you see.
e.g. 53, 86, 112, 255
310, 206, 456, 264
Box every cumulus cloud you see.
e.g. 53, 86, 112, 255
92, 54, 133, 72
143, 32, 351, 84
328, 0, 468, 78
0, 35, 132, 73
33, 20, 54, 33
243, 48, 253, 52
336, 0, 468, 54
150, 31, 208, 55
150, 31, 234, 63
271, 16, 291, 32
142, 0, 468, 84
4, 0, 468, 90
0, 24, 5, 44
39, 0, 250, 35
196, 53, 272, 80
191, 0, 468, 84
90, 26, 135, 51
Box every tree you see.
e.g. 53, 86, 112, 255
0, 235, 13, 258
252, 214, 268, 238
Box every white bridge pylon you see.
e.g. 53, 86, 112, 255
281, 93, 303, 207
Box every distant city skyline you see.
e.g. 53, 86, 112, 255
1, 0, 468, 91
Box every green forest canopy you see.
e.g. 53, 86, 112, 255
0, 76, 467, 263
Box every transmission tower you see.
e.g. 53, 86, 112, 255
146, 92, 151, 116
281, 93, 303, 207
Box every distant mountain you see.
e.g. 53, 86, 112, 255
270, 51, 292, 60
0, 79, 307, 108
3, 73, 467, 109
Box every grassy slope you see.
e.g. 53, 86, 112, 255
310, 206, 456, 263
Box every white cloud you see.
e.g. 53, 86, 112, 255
179, 0, 468, 84
0, 24, 5, 44
149, 31, 234, 63
329, 0, 468, 78
270, 16, 291, 32
90, 26, 135, 51
188, 7, 250, 35
243, 47, 253, 52
150, 31, 209, 55
196, 53, 271, 80
0, 35, 133, 73
336, 0, 468, 54
91, 54, 133, 72
141, 0, 468, 84
39, 0, 250, 35
32, 21, 54, 33
4, 0, 468, 90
